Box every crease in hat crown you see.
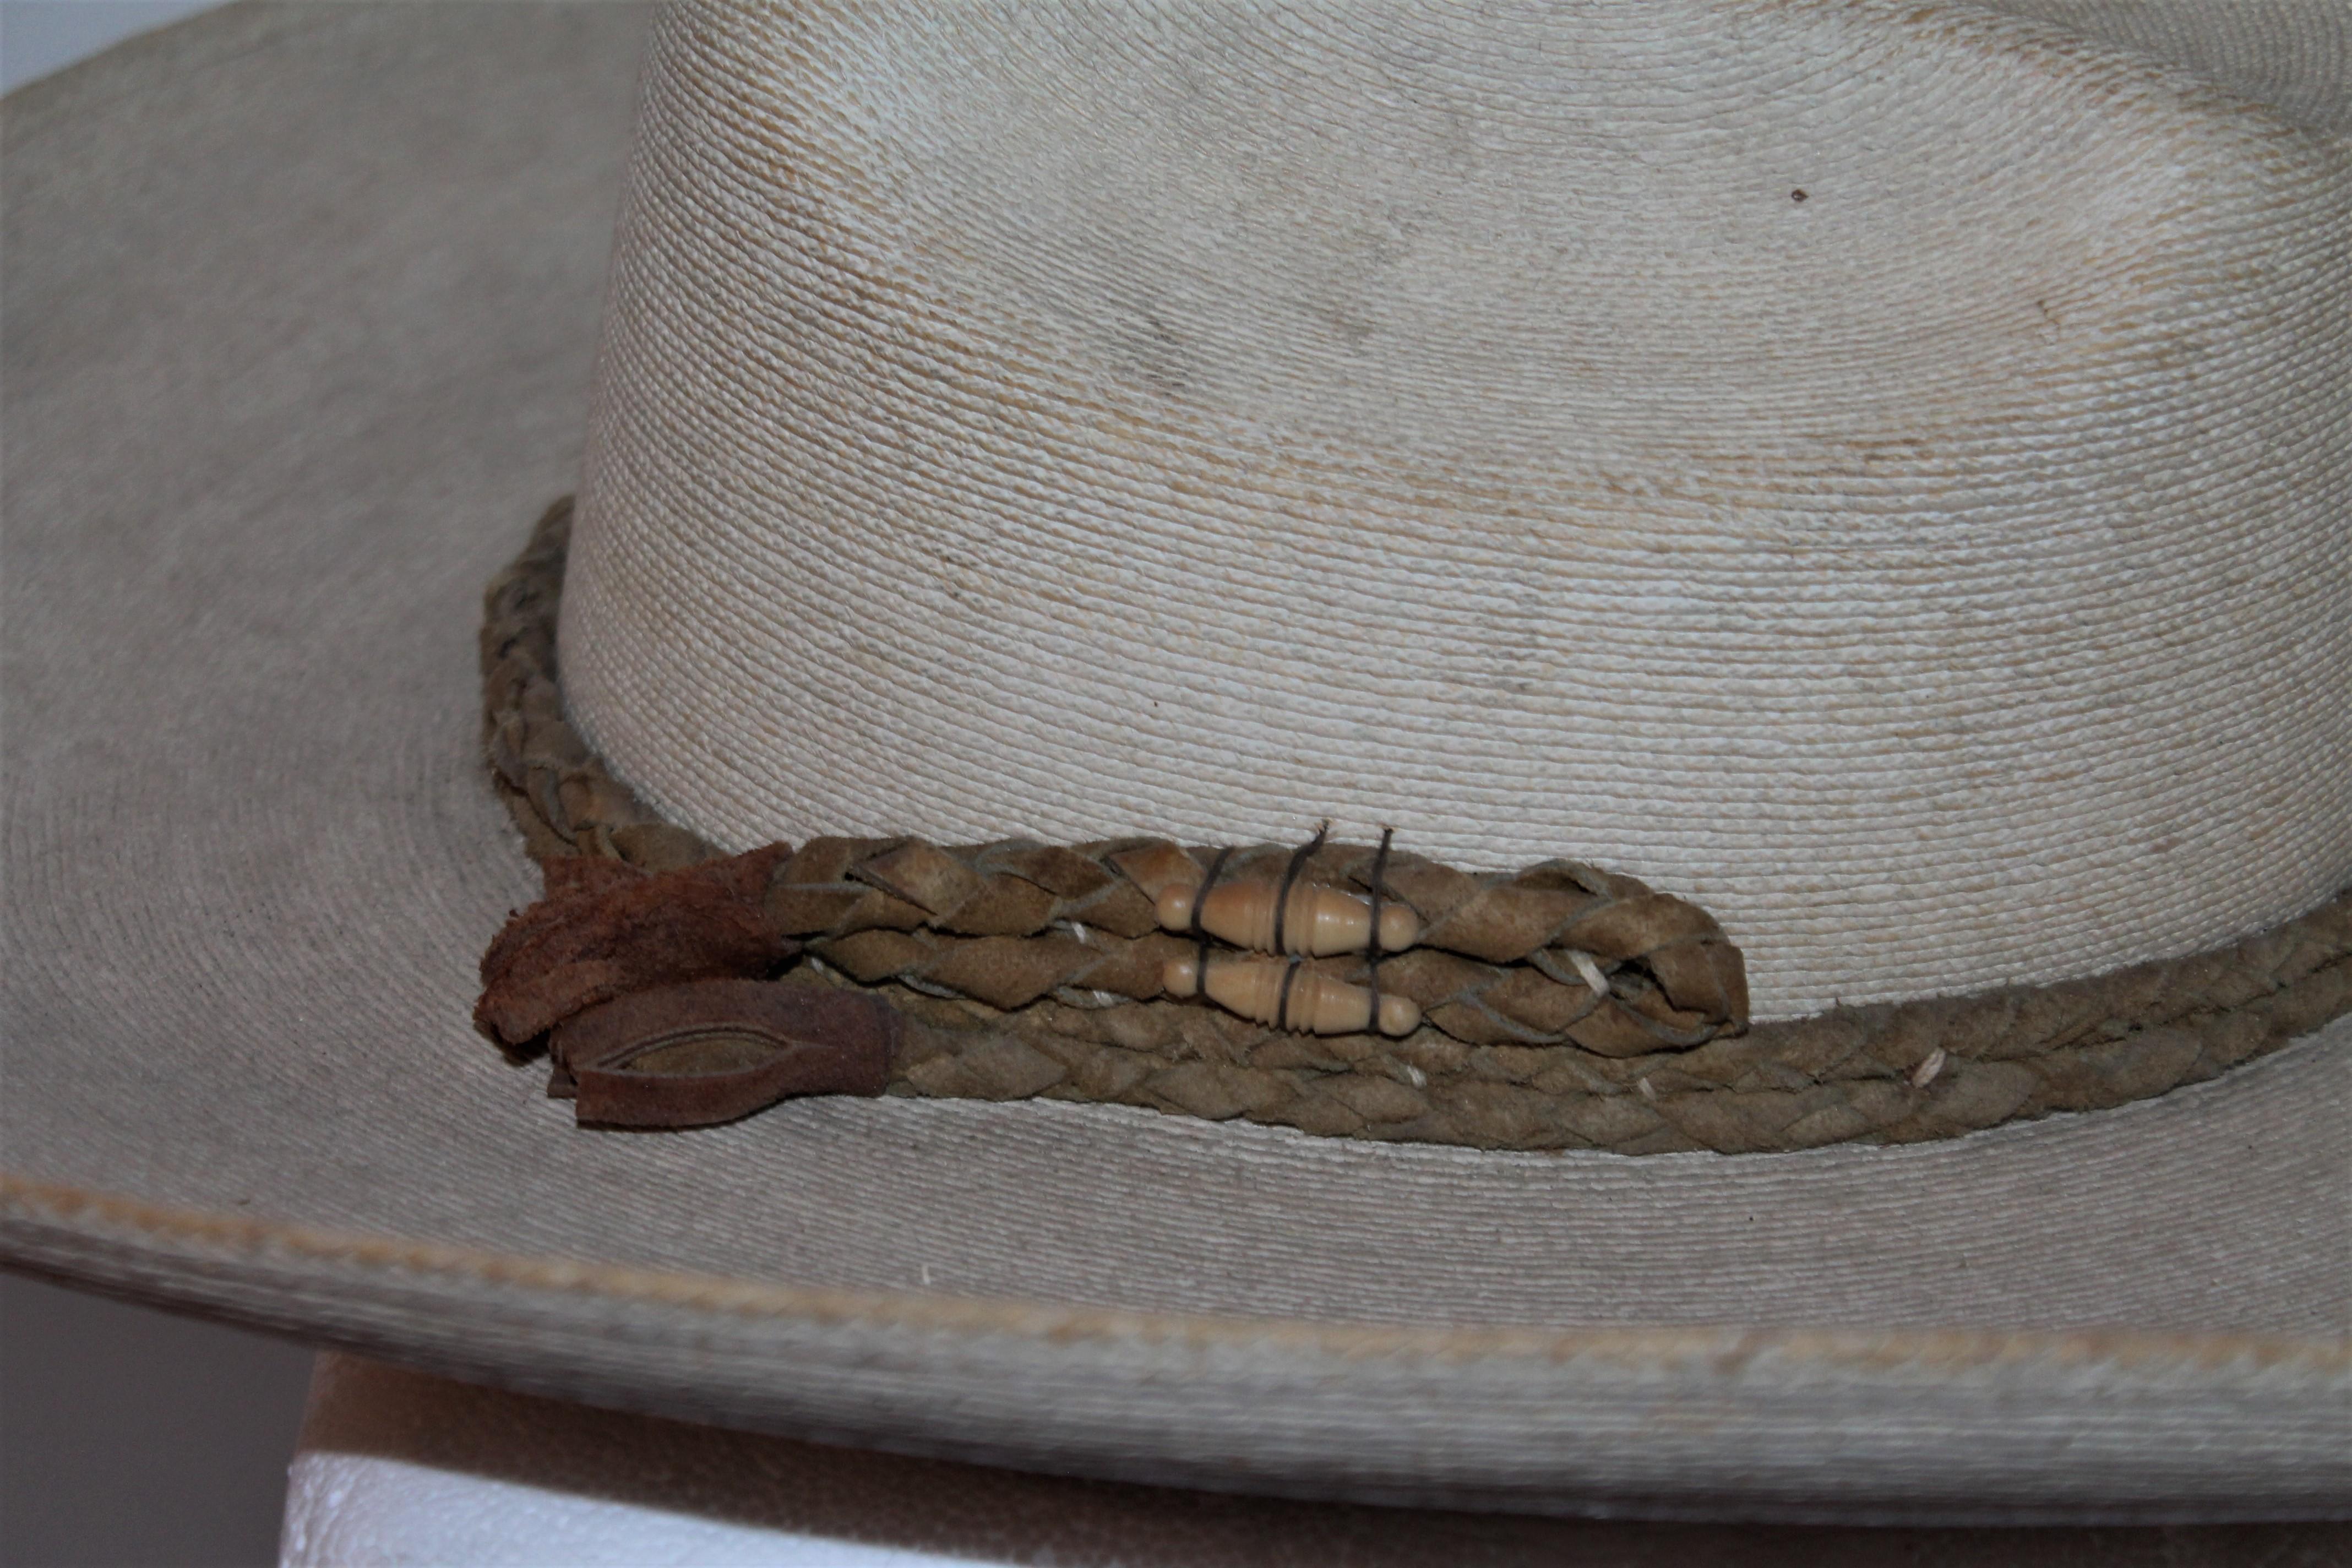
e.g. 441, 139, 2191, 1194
557, 0, 2352, 1022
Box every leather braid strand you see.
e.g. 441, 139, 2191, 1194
482, 500, 2351, 1153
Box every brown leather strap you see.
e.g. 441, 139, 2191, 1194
553, 979, 897, 1128
475, 842, 797, 1048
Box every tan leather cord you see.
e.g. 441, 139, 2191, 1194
482, 500, 2351, 1153
760, 835, 1748, 1049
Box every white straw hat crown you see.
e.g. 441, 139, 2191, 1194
567, 0, 2352, 1020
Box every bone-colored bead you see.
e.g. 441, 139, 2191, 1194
1155, 879, 1419, 956
1163, 954, 1421, 1037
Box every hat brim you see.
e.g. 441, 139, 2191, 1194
3, 2, 2344, 1523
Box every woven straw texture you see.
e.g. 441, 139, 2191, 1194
566, 0, 2352, 1021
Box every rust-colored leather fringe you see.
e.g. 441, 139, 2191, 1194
481, 499, 2351, 1152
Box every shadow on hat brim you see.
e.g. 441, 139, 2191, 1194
2, 2, 2344, 1523
280, 1353, 2352, 1559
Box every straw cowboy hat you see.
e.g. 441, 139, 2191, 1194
5, 0, 2346, 1524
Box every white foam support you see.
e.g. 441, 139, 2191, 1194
281, 1451, 953, 1567
565, 0, 2352, 1018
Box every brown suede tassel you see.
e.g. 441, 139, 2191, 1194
549, 979, 897, 1129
